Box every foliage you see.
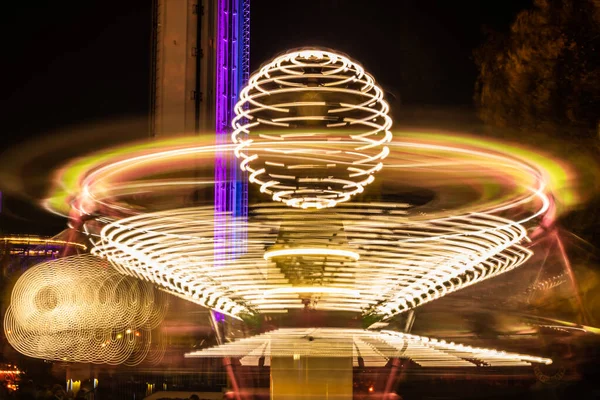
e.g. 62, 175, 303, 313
474, 0, 600, 137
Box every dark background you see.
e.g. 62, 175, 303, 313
0, 0, 532, 234
1, 4, 599, 399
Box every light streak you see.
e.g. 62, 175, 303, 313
232, 49, 392, 209
0, 236, 87, 250
184, 328, 552, 368
261, 287, 362, 297
264, 247, 360, 261
43, 130, 576, 224
4, 255, 168, 365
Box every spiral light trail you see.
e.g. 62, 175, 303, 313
93, 201, 537, 319
232, 49, 392, 209
4, 255, 168, 365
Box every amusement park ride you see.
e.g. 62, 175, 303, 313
1, 1, 597, 399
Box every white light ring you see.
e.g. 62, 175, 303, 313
264, 247, 360, 261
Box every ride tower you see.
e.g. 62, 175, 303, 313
214, 0, 250, 264
149, 0, 250, 256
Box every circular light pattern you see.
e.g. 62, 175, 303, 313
43, 135, 556, 234
4, 255, 168, 365
43, 133, 555, 321
93, 200, 538, 320
232, 49, 392, 209
184, 328, 552, 368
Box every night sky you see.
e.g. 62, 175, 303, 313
0, 0, 532, 233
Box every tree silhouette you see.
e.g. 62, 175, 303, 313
474, 0, 600, 137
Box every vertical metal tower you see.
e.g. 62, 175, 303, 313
150, 0, 250, 225
150, 0, 204, 137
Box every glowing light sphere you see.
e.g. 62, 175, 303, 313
232, 49, 392, 209
4, 255, 168, 366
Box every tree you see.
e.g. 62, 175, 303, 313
474, 0, 600, 137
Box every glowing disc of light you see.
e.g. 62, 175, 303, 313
232, 49, 392, 209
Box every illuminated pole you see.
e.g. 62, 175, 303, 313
212, 5, 250, 396
214, 0, 250, 262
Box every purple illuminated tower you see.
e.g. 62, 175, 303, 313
214, 0, 250, 259
150, 0, 250, 243
150, 0, 250, 321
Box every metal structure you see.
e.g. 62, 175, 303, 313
150, 0, 203, 137
150, 0, 251, 256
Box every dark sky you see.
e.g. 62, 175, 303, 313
251, 0, 532, 105
1, 1, 532, 141
0, 0, 531, 234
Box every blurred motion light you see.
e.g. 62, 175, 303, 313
185, 328, 552, 367
264, 247, 360, 261
4, 255, 168, 365
94, 204, 534, 319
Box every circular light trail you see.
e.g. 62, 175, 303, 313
4, 255, 168, 365
43, 133, 563, 226
42, 132, 556, 320
0, 236, 87, 251
93, 201, 538, 319
232, 49, 392, 209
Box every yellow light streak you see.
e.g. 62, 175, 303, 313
264, 247, 360, 261
0, 236, 87, 250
